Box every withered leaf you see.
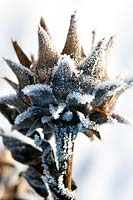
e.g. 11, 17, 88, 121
0, 134, 42, 165
21, 167, 49, 198
0, 104, 18, 124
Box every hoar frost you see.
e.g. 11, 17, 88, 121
0, 10, 133, 200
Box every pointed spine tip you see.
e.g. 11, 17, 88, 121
72, 9, 77, 16
11, 39, 32, 67
40, 16, 46, 28
40, 17, 45, 30
3, 57, 8, 63
106, 35, 115, 48
40, 16, 44, 24
95, 37, 106, 49
3, 58, 14, 68
11, 39, 18, 49
71, 10, 78, 22
38, 25, 48, 39
40, 16, 51, 38
11, 39, 16, 44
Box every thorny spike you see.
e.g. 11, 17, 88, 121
3, 77, 18, 91
37, 26, 59, 66
62, 11, 85, 63
92, 78, 133, 113
52, 56, 79, 99
1, 12, 133, 200
79, 38, 107, 81
91, 30, 96, 52
0, 95, 26, 112
3, 58, 34, 89
40, 16, 51, 38
34, 26, 59, 83
105, 35, 115, 67
111, 113, 131, 125
106, 36, 115, 53
12, 40, 32, 67
83, 129, 101, 140
22, 83, 57, 106
30, 54, 35, 63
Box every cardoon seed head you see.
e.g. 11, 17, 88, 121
0, 11, 132, 199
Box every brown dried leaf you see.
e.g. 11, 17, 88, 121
0, 134, 42, 165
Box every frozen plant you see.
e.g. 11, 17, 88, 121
0, 11, 133, 200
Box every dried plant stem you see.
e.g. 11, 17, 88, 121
65, 141, 74, 190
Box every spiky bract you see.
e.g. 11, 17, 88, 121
0, 12, 133, 200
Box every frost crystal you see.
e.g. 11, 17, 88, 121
15, 106, 44, 125
22, 83, 56, 105
3, 58, 34, 89
49, 103, 66, 119
79, 38, 107, 80
0, 94, 26, 112
67, 92, 94, 105
58, 175, 76, 199
34, 134, 43, 147
52, 55, 79, 99
0, 11, 133, 200
77, 111, 90, 129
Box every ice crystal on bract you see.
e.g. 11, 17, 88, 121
0, 11, 133, 200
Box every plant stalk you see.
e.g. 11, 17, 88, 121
65, 141, 74, 190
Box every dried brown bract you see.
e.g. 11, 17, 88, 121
0, 11, 132, 200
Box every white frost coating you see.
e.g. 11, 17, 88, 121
0, 95, 21, 108
22, 83, 52, 95
0, 131, 41, 151
93, 80, 117, 94
15, 106, 43, 124
58, 175, 76, 199
38, 25, 57, 52
52, 55, 78, 76
54, 125, 77, 176
93, 79, 133, 107
77, 111, 90, 128
4, 58, 33, 75
79, 38, 106, 74
62, 111, 73, 121
0, 94, 16, 103
34, 134, 42, 147
64, 132, 73, 156
68, 92, 94, 104
93, 79, 132, 97
41, 116, 52, 124
57, 55, 77, 72
49, 103, 66, 119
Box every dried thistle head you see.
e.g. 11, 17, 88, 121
0, 11, 133, 199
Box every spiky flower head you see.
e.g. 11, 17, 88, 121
0, 12, 133, 199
